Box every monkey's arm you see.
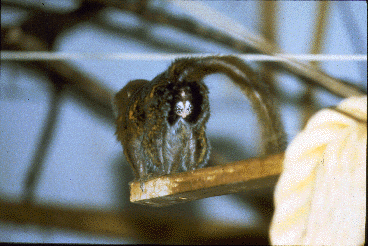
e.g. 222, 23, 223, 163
191, 128, 211, 170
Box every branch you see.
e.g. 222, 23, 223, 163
0, 199, 269, 244
1, 27, 115, 122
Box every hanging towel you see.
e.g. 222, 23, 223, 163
270, 96, 367, 245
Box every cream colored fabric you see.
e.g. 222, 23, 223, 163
270, 96, 367, 245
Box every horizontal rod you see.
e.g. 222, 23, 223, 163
1, 51, 366, 61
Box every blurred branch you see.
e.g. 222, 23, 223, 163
2, 0, 365, 98
310, 1, 330, 67
24, 85, 63, 203
92, 15, 198, 53
301, 1, 331, 127
1, 26, 115, 122
170, 1, 365, 98
337, 2, 367, 81
2, 0, 45, 11
0, 199, 269, 244
260, 1, 278, 93
1, 1, 114, 122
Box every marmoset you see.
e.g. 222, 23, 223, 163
114, 62, 211, 181
114, 56, 285, 181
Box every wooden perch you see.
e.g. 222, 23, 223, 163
130, 152, 284, 206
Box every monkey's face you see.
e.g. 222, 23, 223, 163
167, 82, 207, 126
175, 89, 193, 119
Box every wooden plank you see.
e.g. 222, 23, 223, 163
130, 152, 284, 206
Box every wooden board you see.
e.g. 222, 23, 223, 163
130, 152, 284, 206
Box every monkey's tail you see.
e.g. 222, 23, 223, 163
170, 55, 287, 156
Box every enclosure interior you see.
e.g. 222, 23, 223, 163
0, 1, 367, 244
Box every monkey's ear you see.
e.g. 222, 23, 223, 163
112, 80, 148, 118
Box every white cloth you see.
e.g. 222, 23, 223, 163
270, 96, 367, 245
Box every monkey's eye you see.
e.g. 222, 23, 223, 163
175, 101, 192, 118
185, 103, 192, 113
175, 101, 184, 114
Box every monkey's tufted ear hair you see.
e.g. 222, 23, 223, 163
112, 80, 148, 119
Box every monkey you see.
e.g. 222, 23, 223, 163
114, 56, 286, 182
114, 66, 211, 181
